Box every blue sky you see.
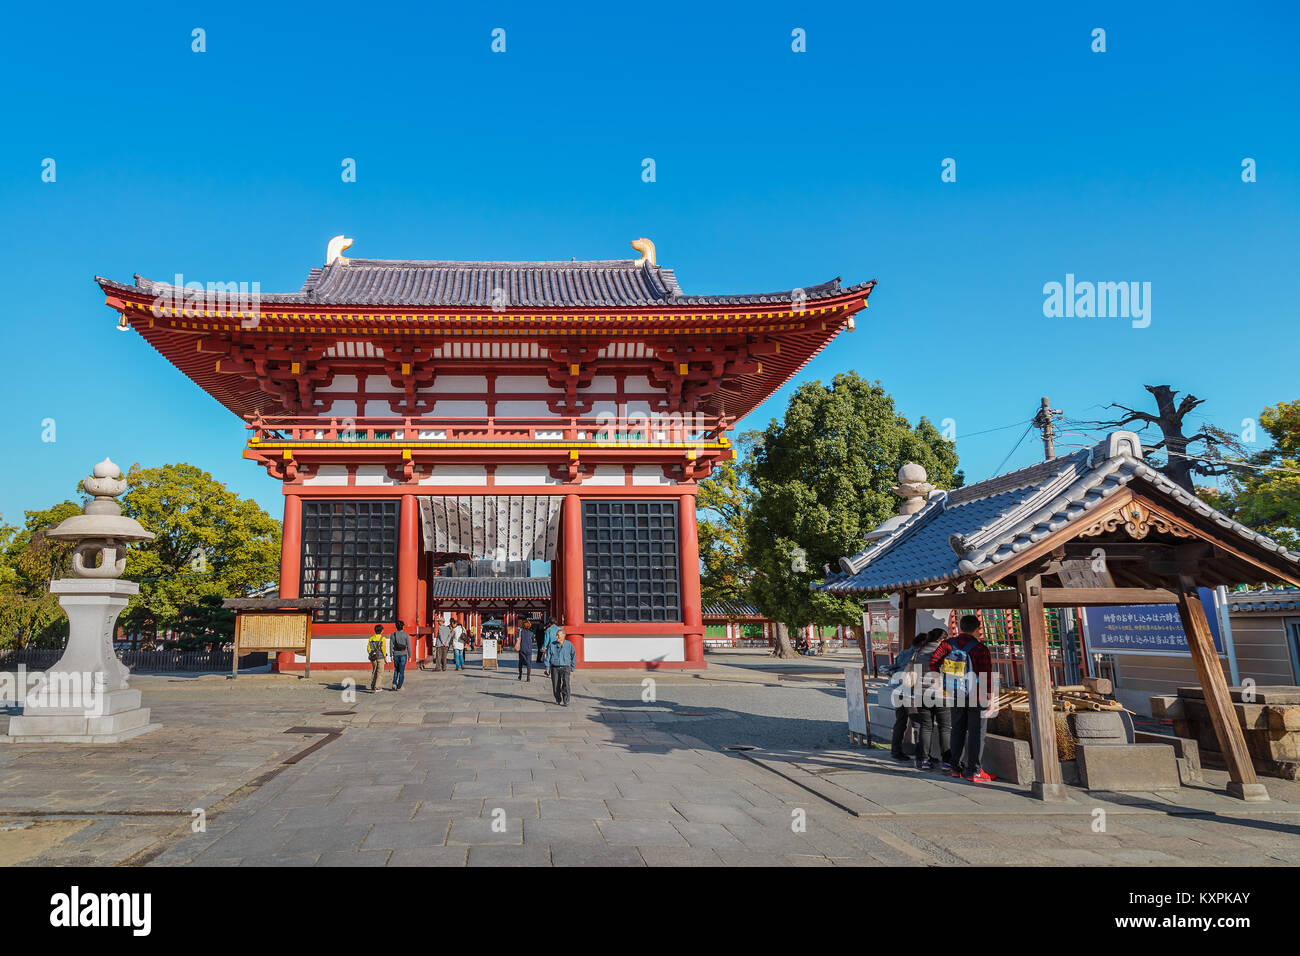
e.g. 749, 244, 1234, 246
1, 1, 1297, 524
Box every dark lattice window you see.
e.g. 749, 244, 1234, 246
582, 500, 680, 623
301, 500, 398, 623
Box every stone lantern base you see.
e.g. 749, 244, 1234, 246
4, 579, 161, 744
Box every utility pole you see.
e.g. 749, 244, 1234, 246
1033, 397, 1063, 460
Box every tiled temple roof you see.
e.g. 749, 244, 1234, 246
429, 577, 551, 600
823, 431, 1300, 595
701, 601, 763, 618
106, 257, 871, 310
1229, 588, 1300, 613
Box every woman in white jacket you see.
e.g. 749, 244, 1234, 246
452, 625, 466, 670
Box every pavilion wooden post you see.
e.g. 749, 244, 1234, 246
897, 591, 915, 653
1175, 573, 1268, 802
1016, 573, 1068, 801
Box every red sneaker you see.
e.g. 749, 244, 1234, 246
966, 770, 996, 784
949, 769, 963, 778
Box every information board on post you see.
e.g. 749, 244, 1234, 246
1081, 587, 1224, 656
481, 637, 498, 668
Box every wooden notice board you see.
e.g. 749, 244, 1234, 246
482, 637, 498, 669
232, 610, 313, 678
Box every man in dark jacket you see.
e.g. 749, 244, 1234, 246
389, 620, 411, 691
517, 620, 536, 682
929, 615, 996, 783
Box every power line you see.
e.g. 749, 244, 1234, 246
992, 422, 1037, 476
957, 418, 1038, 439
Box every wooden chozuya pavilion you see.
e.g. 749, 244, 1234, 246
824, 431, 1300, 802
98, 238, 873, 670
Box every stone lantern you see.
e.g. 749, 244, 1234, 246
6, 458, 161, 742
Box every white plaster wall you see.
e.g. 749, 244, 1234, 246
495, 400, 552, 418
584, 465, 626, 486
354, 465, 397, 486
432, 376, 488, 393
303, 465, 349, 486
419, 465, 488, 486
495, 375, 550, 393
578, 375, 618, 394
583, 636, 685, 663
293, 637, 369, 664
433, 400, 489, 417
318, 375, 359, 393
632, 465, 675, 486
494, 464, 561, 486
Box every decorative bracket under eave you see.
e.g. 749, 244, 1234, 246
1077, 498, 1198, 541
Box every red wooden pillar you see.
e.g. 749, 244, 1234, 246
679, 492, 704, 665
563, 494, 585, 663
276, 493, 302, 673
416, 551, 429, 659
280, 493, 302, 599
398, 494, 419, 648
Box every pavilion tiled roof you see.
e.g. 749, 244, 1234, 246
701, 601, 763, 618
1228, 588, 1300, 613
823, 431, 1300, 595
429, 577, 551, 600
104, 258, 869, 310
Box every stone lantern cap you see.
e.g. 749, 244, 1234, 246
46, 458, 154, 544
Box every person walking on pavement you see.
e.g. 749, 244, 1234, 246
389, 620, 410, 691
434, 617, 452, 672
452, 622, 466, 670
517, 619, 536, 682
540, 620, 559, 676
366, 625, 387, 693
536, 619, 551, 665
546, 627, 576, 705
929, 614, 997, 783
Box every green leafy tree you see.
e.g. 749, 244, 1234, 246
743, 372, 962, 657
118, 463, 280, 641
697, 459, 751, 606
174, 595, 237, 652
1204, 400, 1300, 554
0, 502, 82, 649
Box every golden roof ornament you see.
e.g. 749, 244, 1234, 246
630, 237, 656, 267
326, 235, 354, 265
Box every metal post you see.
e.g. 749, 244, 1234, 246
1215, 585, 1241, 688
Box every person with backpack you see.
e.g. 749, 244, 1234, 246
929, 614, 996, 783
887, 633, 926, 762
517, 619, 536, 682
366, 625, 387, 693
913, 628, 952, 771
389, 620, 411, 691
451, 623, 466, 671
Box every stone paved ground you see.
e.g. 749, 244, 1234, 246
1, 649, 1298, 866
